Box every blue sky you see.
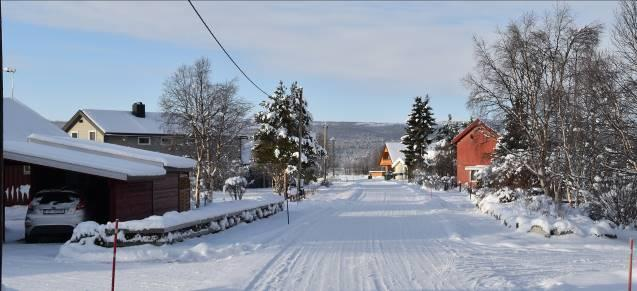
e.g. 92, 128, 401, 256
3, 1, 617, 123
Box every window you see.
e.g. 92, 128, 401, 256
160, 137, 173, 146
138, 137, 151, 145
470, 170, 479, 182
70, 131, 78, 138
23, 165, 31, 175
88, 130, 96, 141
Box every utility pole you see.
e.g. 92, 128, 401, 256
330, 137, 336, 177
323, 123, 328, 181
1, 4, 5, 286
297, 87, 303, 199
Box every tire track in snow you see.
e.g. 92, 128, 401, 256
243, 205, 338, 291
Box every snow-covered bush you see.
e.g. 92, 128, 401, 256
223, 176, 248, 200
474, 188, 616, 238
419, 174, 456, 191
319, 178, 332, 187
477, 149, 536, 190
589, 177, 637, 227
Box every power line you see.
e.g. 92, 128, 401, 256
187, 0, 270, 97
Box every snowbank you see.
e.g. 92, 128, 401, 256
64, 194, 284, 248
473, 188, 616, 238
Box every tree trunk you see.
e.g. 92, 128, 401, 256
194, 162, 201, 208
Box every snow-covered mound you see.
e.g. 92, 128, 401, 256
473, 188, 616, 238
63, 194, 285, 248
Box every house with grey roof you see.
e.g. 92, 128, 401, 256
62, 102, 254, 165
4, 98, 195, 222
62, 102, 191, 156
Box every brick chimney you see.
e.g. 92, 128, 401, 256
132, 102, 145, 118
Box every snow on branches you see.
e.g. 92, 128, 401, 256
252, 81, 326, 195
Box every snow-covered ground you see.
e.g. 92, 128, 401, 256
3, 179, 634, 290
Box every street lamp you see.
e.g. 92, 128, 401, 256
2, 67, 15, 99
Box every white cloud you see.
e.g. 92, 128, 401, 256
4, 1, 618, 121
8, 1, 614, 82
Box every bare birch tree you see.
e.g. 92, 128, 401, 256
611, 0, 637, 174
465, 6, 603, 204
160, 58, 250, 207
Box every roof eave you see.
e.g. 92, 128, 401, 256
451, 119, 499, 144
62, 110, 106, 134
4, 151, 130, 181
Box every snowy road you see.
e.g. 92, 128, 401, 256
4, 180, 632, 290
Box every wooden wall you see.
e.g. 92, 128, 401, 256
178, 173, 190, 212
4, 159, 191, 222
3, 160, 32, 206
109, 180, 153, 221
152, 173, 179, 215
110, 171, 190, 221
455, 125, 498, 186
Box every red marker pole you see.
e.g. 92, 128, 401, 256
630, 238, 634, 291
111, 219, 119, 291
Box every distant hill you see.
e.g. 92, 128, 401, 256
312, 121, 405, 168
51, 115, 466, 173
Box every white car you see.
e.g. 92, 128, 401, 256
25, 190, 87, 243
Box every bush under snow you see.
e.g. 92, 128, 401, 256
473, 188, 617, 238
223, 176, 248, 200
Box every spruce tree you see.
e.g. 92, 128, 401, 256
401, 95, 436, 180
430, 115, 468, 177
490, 99, 534, 188
252, 81, 325, 195
288, 82, 326, 185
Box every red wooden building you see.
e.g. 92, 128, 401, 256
451, 119, 499, 186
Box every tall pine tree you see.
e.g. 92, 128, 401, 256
252, 81, 325, 195
489, 99, 534, 188
430, 114, 468, 177
401, 95, 436, 181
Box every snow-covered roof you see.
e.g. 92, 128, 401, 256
78, 109, 173, 135
451, 119, 501, 144
4, 98, 194, 180
28, 134, 194, 170
4, 141, 166, 180
5, 99, 68, 141
385, 142, 406, 166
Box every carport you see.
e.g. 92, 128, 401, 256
3, 98, 194, 223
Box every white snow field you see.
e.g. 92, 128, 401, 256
3, 179, 634, 290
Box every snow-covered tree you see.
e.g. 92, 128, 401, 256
160, 57, 250, 207
486, 101, 536, 189
252, 81, 326, 195
401, 95, 436, 180
429, 115, 467, 177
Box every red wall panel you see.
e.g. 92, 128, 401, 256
455, 126, 498, 186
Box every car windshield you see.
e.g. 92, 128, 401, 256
36, 192, 79, 205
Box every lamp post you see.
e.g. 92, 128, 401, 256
330, 137, 336, 177
2, 67, 14, 99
